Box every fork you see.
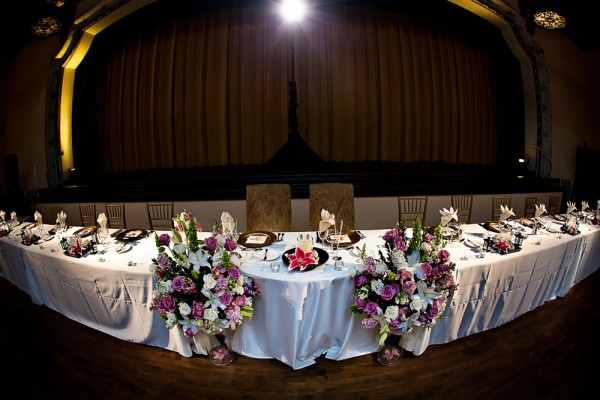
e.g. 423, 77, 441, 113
356, 230, 366, 239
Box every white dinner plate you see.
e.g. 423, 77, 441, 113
264, 249, 280, 261
116, 243, 132, 254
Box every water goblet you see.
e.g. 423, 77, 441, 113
97, 228, 109, 262
327, 220, 344, 261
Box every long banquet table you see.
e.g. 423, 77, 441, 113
1, 219, 599, 370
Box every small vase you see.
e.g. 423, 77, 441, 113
208, 334, 234, 366
376, 344, 403, 366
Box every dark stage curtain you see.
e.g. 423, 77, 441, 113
72, 0, 523, 175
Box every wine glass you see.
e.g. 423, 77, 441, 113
327, 219, 344, 261
37, 223, 46, 241
318, 228, 331, 254
97, 227, 109, 262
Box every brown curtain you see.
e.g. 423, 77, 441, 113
75, 2, 504, 174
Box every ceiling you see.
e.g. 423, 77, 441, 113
1, 0, 598, 62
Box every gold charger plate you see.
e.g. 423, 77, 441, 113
483, 221, 503, 233
116, 228, 148, 241
334, 230, 361, 248
73, 226, 97, 237
518, 217, 535, 227
237, 231, 277, 248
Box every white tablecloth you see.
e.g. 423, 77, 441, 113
1, 220, 599, 370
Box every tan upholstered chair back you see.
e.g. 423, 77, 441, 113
548, 195, 560, 215
308, 183, 355, 231
245, 184, 292, 232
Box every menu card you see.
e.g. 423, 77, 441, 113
246, 234, 268, 244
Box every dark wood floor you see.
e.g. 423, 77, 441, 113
1, 269, 598, 400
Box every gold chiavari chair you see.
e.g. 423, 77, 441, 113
524, 196, 537, 218
146, 202, 174, 231
105, 203, 126, 229
398, 196, 428, 227
548, 195, 560, 215
491, 195, 512, 221
79, 203, 97, 226
450, 195, 473, 224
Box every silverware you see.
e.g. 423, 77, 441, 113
356, 230, 366, 239
262, 249, 268, 260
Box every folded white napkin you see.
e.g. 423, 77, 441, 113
498, 205, 515, 222
97, 213, 108, 229
10, 211, 17, 222
319, 209, 335, 233
566, 201, 577, 214
439, 207, 458, 227
221, 211, 236, 235
34, 211, 43, 224
534, 203, 547, 218
566, 214, 577, 230
0, 210, 5, 221
581, 201, 589, 211
56, 211, 67, 227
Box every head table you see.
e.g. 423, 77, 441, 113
0, 218, 598, 370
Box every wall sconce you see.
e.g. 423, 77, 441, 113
520, 0, 567, 33
30, 0, 74, 39
533, 10, 566, 30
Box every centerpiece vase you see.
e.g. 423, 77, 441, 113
208, 333, 235, 366
376, 335, 403, 366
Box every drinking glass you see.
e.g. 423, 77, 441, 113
97, 228, 109, 262
37, 223, 46, 240
327, 220, 344, 261
318, 228, 331, 254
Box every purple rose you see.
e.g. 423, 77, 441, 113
191, 300, 205, 319
380, 284, 397, 301
157, 253, 171, 270
354, 275, 368, 287
421, 262, 433, 276
162, 296, 177, 312
364, 301, 379, 315
224, 238, 237, 251
219, 292, 233, 306
389, 319, 401, 331
354, 297, 367, 310
228, 267, 241, 280
204, 236, 218, 251
437, 249, 450, 263
172, 276, 185, 291
183, 326, 196, 338
403, 280, 416, 296
159, 233, 171, 246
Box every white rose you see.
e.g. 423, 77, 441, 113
178, 302, 191, 316
384, 305, 399, 320
371, 279, 384, 295
165, 313, 178, 329
204, 308, 219, 321
203, 274, 217, 289
410, 295, 426, 312
375, 261, 389, 275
